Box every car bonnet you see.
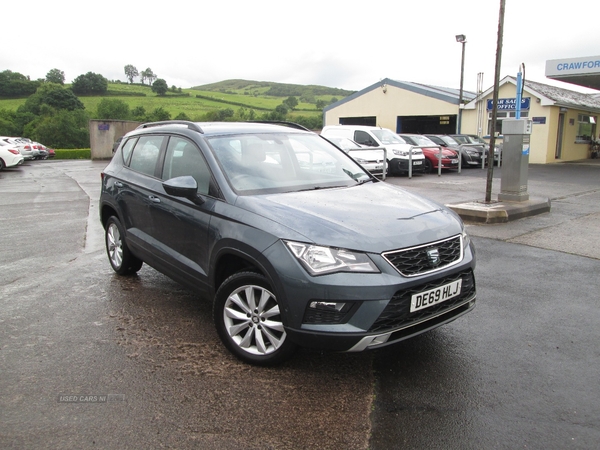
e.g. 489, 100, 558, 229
234, 182, 463, 253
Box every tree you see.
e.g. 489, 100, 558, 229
174, 112, 191, 121
43, 88, 84, 111
131, 106, 147, 121
151, 78, 168, 96
0, 70, 41, 97
148, 107, 170, 122
71, 72, 108, 95
45, 69, 65, 85
124, 65, 139, 84
25, 109, 90, 148
19, 83, 84, 115
96, 98, 130, 120
283, 96, 298, 110
140, 68, 156, 85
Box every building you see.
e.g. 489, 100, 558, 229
462, 76, 600, 163
323, 56, 600, 164
323, 78, 476, 135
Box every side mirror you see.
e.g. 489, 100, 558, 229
163, 176, 205, 205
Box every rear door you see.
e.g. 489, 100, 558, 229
116, 134, 166, 257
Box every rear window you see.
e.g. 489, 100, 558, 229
128, 135, 164, 177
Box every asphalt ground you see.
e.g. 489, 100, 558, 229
1, 159, 599, 449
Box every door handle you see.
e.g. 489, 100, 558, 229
148, 195, 161, 203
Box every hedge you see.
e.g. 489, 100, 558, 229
54, 149, 91, 159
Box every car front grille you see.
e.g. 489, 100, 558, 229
368, 269, 475, 333
382, 235, 462, 277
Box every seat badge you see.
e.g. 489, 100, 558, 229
427, 248, 441, 267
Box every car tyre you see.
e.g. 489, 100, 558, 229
0, 159, 5, 171
105, 216, 143, 275
424, 158, 433, 174
214, 271, 297, 365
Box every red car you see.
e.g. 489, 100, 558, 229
399, 134, 459, 173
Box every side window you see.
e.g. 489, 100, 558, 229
354, 130, 375, 146
129, 136, 163, 177
121, 137, 138, 165
162, 137, 211, 195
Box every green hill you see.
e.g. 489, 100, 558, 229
192, 79, 355, 98
0, 79, 353, 120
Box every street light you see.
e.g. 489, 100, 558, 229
456, 34, 467, 134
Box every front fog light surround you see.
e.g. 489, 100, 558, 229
285, 241, 379, 276
303, 300, 358, 324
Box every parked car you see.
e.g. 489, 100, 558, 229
0, 140, 25, 170
0, 137, 36, 160
40, 144, 55, 158
399, 134, 459, 173
33, 142, 49, 160
322, 136, 387, 176
425, 134, 482, 167
321, 125, 425, 175
100, 121, 477, 365
451, 134, 501, 164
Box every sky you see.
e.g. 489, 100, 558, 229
3, 0, 600, 94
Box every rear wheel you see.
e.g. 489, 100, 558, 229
0, 159, 5, 171
105, 216, 143, 275
214, 271, 297, 365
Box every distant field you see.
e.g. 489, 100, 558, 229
0, 82, 333, 120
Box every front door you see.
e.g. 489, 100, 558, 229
555, 113, 565, 159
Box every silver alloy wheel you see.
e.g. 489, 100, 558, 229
106, 222, 123, 269
223, 284, 286, 356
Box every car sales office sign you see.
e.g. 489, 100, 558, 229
487, 97, 531, 111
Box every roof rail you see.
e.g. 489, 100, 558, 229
248, 121, 312, 132
136, 120, 204, 133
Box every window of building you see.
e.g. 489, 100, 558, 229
576, 114, 597, 142
487, 111, 529, 136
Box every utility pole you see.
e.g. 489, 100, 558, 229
486, 0, 506, 203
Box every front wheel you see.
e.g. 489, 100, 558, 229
424, 158, 433, 174
105, 216, 143, 275
214, 272, 297, 365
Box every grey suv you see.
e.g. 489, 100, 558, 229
99, 121, 476, 365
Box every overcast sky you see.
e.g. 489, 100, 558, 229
3, 0, 599, 94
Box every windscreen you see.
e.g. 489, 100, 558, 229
208, 133, 371, 194
371, 129, 406, 145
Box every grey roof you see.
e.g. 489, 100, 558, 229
521, 77, 600, 111
464, 76, 600, 113
324, 78, 476, 113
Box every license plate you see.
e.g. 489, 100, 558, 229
413, 160, 423, 165
410, 279, 462, 312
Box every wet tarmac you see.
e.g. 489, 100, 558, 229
1, 159, 599, 449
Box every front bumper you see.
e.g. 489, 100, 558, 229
394, 158, 425, 173
263, 239, 477, 353
284, 268, 476, 352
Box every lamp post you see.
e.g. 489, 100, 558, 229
455, 34, 467, 134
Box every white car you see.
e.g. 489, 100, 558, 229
324, 136, 387, 176
321, 125, 425, 175
0, 140, 25, 170
0, 137, 37, 160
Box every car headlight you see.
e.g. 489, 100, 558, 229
353, 157, 368, 164
285, 241, 379, 276
392, 149, 409, 156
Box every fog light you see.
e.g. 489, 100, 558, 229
309, 301, 348, 312
303, 301, 357, 324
